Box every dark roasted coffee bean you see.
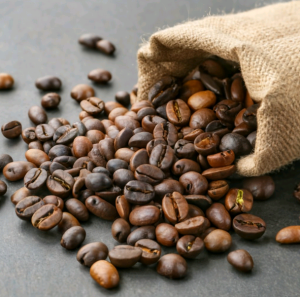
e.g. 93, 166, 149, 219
276, 226, 300, 244
77, 189, 94, 203
35, 124, 54, 142
0, 154, 13, 172
48, 118, 70, 130
207, 150, 235, 168
231, 76, 246, 102
15, 196, 44, 221
53, 125, 78, 145
206, 203, 231, 231
194, 132, 219, 156
166, 99, 191, 126
220, 133, 252, 156
227, 249, 254, 272
104, 101, 124, 114
96, 39, 116, 55
115, 115, 140, 131
28, 141, 44, 151
88, 146, 106, 167
201, 59, 226, 78
113, 127, 133, 151
135, 239, 161, 265
233, 213, 266, 240
98, 138, 115, 161
154, 179, 184, 200
47, 169, 74, 198
243, 104, 259, 129
65, 198, 89, 221
85, 195, 117, 220
225, 188, 253, 215
172, 159, 201, 176
204, 229, 232, 253
183, 128, 203, 141
113, 169, 135, 188
199, 226, 216, 240
202, 165, 236, 180
129, 149, 149, 172
179, 171, 208, 195
174, 139, 195, 159
61, 226, 86, 250
83, 118, 105, 133
111, 218, 131, 243
185, 195, 212, 210
71, 84, 95, 102
214, 100, 242, 123
77, 242, 108, 267
129, 205, 160, 226
41, 93, 61, 109
136, 107, 156, 121
128, 132, 153, 148
24, 168, 47, 190
11, 187, 32, 205
189, 108, 216, 130
1, 121, 22, 139
3, 161, 36, 181
134, 164, 164, 185
176, 235, 204, 259
88, 69, 112, 84
155, 223, 179, 247
146, 138, 167, 155
53, 156, 76, 169
31, 204, 62, 230
0, 73, 14, 89
35, 76, 61, 91
78, 33, 102, 48
85, 173, 112, 192
90, 260, 119, 289
199, 70, 223, 95
43, 195, 64, 210
188, 204, 205, 218
175, 216, 210, 236
49, 145, 72, 160
115, 195, 131, 221
58, 212, 81, 234
127, 225, 156, 246
28, 106, 47, 125
0, 180, 7, 196
149, 144, 174, 170
207, 180, 229, 200
80, 97, 105, 115
205, 120, 230, 138
242, 176, 275, 201
109, 107, 128, 121
115, 91, 130, 106
106, 158, 128, 175
157, 254, 187, 279
124, 180, 155, 205
142, 115, 166, 133
109, 245, 142, 268
153, 122, 178, 146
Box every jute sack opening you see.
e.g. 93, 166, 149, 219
135, 1, 300, 177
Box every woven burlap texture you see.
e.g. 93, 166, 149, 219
136, 1, 300, 177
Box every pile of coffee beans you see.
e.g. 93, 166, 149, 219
1, 36, 298, 290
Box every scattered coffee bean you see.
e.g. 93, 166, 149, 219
65, 198, 89, 222
77, 242, 108, 267
96, 39, 116, 55
1, 121, 22, 139
0, 73, 14, 89
227, 249, 254, 272
108, 245, 142, 268
3, 161, 36, 181
0, 180, 7, 196
276, 226, 300, 244
61, 226, 86, 250
35, 76, 62, 91
88, 69, 112, 83
78, 33, 102, 48
111, 218, 131, 243
115, 91, 130, 106
204, 229, 232, 253
71, 84, 95, 102
176, 235, 204, 259
0, 154, 13, 172
41, 93, 61, 109
28, 106, 48, 125
243, 176, 275, 201
156, 254, 187, 279
224, 188, 253, 215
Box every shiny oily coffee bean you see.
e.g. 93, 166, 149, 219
155, 179, 184, 200
65, 198, 89, 222
24, 168, 47, 190
183, 128, 204, 141
135, 239, 161, 265
78, 33, 102, 48
35, 76, 61, 91
3, 161, 36, 181
146, 138, 167, 155
153, 122, 178, 147
136, 107, 156, 121
11, 187, 32, 205
77, 242, 108, 267
129, 149, 149, 172
184, 195, 212, 210
220, 133, 252, 156
80, 97, 105, 115
227, 249, 254, 272
111, 218, 131, 243
175, 216, 210, 236
115, 115, 140, 131
201, 59, 226, 78
124, 180, 155, 205
201, 165, 236, 180
204, 229, 232, 253
231, 76, 246, 102
47, 169, 74, 198
178, 80, 205, 101
96, 39, 116, 55
172, 159, 201, 176
43, 195, 64, 210
0, 154, 13, 172
127, 226, 156, 246
58, 212, 81, 234
276, 226, 300, 244
115, 91, 130, 106
207, 180, 229, 200
113, 169, 135, 188
176, 235, 204, 259
85, 195, 117, 221
187, 90, 216, 111
179, 171, 208, 195
243, 176, 275, 201
225, 188, 253, 215
206, 203, 231, 231
205, 120, 230, 138
189, 108, 217, 130
194, 132, 219, 156
162, 192, 189, 224
85, 173, 112, 192
28, 106, 47, 125
207, 150, 235, 168
109, 245, 142, 269
0, 180, 7, 196
233, 213, 266, 240
128, 132, 153, 148
15, 196, 44, 221
71, 84, 95, 102
31, 204, 62, 231
88, 69, 112, 84
142, 115, 166, 133
174, 139, 195, 159
134, 164, 164, 185
156, 223, 179, 247
129, 205, 160, 226
41, 93, 61, 109
157, 254, 187, 279
149, 144, 174, 171
90, 260, 119, 290
35, 124, 55, 142
53, 125, 78, 145
1, 121, 22, 139
61, 226, 86, 250
0, 73, 14, 89
166, 99, 191, 126
114, 127, 133, 150
83, 118, 105, 133
188, 204, 205, 218
214, 100, 242, 123
115, 195, 131, 221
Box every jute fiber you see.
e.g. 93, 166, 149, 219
136, 1, 300, 176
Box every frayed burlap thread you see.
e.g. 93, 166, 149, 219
136, 1, 300, 176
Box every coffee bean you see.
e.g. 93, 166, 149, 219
204, 229, 232, 253
176, 235, 204, 259
201, 59, 226, 79
225, 188, 253, 215
134, 164, 164, 185
115, 195, 131, 221
109, 245, 142, 268
35, 76, 61, 91
28, 106, 47, 125
155, 223, 179, 247
214, 100, 242, 123
3, 161, 36, 181
179, 171, 208, 195
227, 249, 254, 272
80, 97, 105, 115
85, 195, 117, 221
85, 173, 112, 192
28, 141, 44, 151
205, 120, 230, 138
71, 84, 95, 102
113, 169, 135, 188
124, 180, 155, 205
188, 205, 205, 218
129, 149, 149, 172
43, 195, 64, 210
88, 69, 112, 84
96, 39, 116, 55
127, 225, 156, 246
172, 159, 201, 175
25, 149, 49, 167
154, 179, 184, 200
48, 145, 72, 160
153, 122, 178, 147
1, 121, 22, 139
129, 205, 160, 226
88, 145, 107, 167
194, 132, 219, 156
58, 212, 81, 234
61, 226, 86, 250
174, 139, 195, 159
189, 108, 216, 130
220, 133, 252, 156
0, 73, 14, 89
15, 196, 44, 221
115, 91, 130, 106
24, 168, 47, 190
149, 144, 174, 170
41, 93, 61, 109
188, 90, 216, 111
179, 80, 205, 101
230, 76, 246, 102
0, 154, 13, 172
65, 198, 89, 222
10, 187, 32, 205
175, 216, 209, 235
233, 213, 266, 240
72, 136, 92, 158
166, 99, 191, 126
276, 226, 300, 244
90, 260, 119, 289
77, 242, 108, 268
206, 203, 231, 231
243, 176, 275, 201
184, 195, 212, 210
207, 180, 229, 200
207, 150, 235, 168
201, 165, 236, 180
78, 33, 102, 48
128, 132, 153, 148
47, 169, 74, 198
0, 180, 7, 196
156, 254, 187, 279
135, 239, 161, 265
111, 218, 131, 243
115, 115, 140, 131
31, 204, 62, 230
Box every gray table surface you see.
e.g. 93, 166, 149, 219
0, 0, 299, 296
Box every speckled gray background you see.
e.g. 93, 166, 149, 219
0, 0, 298, 296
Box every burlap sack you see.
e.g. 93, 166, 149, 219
135, 1, 300, 177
